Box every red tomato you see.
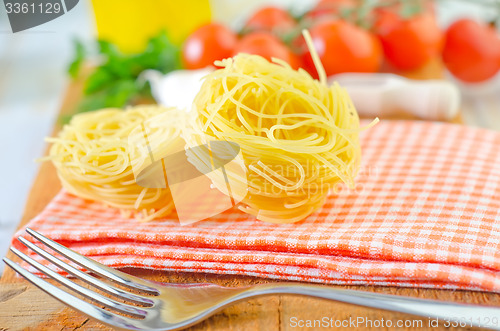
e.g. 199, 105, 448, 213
303, 20, 382, 76
374, 10, 443, 71
233, 32, 301, 69
443, 19, 500, 83
182, 23, 238, 70
298, 0, 358, 55
244, 6, 296, 35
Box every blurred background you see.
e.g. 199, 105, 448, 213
1, 0, 499, 274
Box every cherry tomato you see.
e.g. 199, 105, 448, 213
244, 6, 297, 35
303, 20, 382, 76
374, 10, 443, 71
298, 0, 358, 55
233, 32, 301, 69
443, 19, 500, 83
182, 23, 238, 70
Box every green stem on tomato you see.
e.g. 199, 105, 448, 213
338, 0, 424, 30
438, 0, 500, 28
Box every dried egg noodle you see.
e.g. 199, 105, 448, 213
191, 53, 362, 223
46, 106, 182, 222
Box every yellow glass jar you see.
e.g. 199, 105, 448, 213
91, 0, 212, 53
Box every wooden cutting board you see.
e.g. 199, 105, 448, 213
1, 61, 497, 331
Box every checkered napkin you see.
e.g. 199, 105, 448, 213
13, 120, 500, 292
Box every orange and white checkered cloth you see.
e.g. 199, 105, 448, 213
13, 120, 500, 292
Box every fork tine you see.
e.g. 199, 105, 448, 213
26, 228, 160, 295
9, 246, 148, 318
3, 257, 144, 330
18, 236, 155, 307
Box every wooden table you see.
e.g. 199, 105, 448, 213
1, 62, 499, 330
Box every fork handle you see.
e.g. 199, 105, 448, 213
245, 284, 500, 330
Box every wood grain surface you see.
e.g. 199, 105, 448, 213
0, 61, 493, 331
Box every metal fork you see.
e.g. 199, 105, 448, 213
4, 228, 500, 331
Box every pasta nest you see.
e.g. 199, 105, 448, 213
47, 106, 184, 221
192, 54, 361, 223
